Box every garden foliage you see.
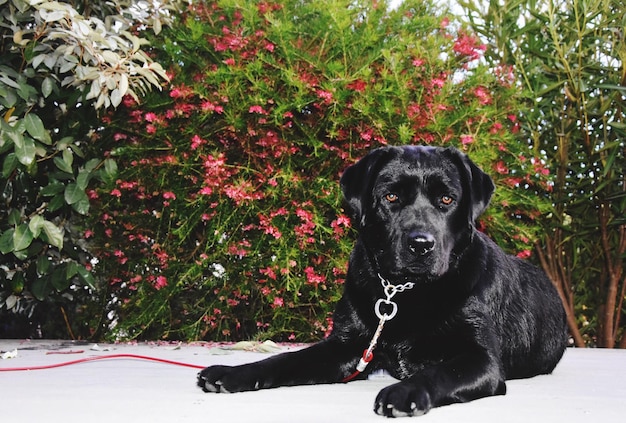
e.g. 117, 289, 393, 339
0, 0, 177, 337
461, 0, 626, 347
90, 0, 551, 342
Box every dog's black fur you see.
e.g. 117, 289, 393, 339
197, 145, 568, 417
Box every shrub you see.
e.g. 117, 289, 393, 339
461, 0, 626, 347
88, 0, 552, 342
0, 0, 175, 338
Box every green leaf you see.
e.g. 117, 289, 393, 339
48, 193, 65, 212
56, 137, 74, 151
41, 220, 64, 249
28, 215, 44, 238
42, 77, 56, 98
2, 153, 18, 178
51, 267, 71, 292
8, 209, 21, 225
13, 223, 34, 251
65, 182, 87, 205
37, 255, 51, 276
77, 265, 96, 290
0, 229, 14, 254
13, 248, 28, 260
66, 261, 78, 279
76, 168, 91, 190
53, 155, 73, 174
15, 135, 36, 166
102, 158, 118, 182
40, 182, 65, 196
31, 277, 50, 301
24, 114, 51, 144
72, 197, 90, 215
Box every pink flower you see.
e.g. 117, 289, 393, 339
490, 122, 503, 134
316, 89, 333, 104
154, 275, 168, 290
260, 267, 277, 280
516, 250, 532, 259
474, 86, 492, 105
331, 214, 351, 238
453, 32, 486, 61
431, 78, 445, 88
460, 134, 474, 145
199, 186, 213, 195
494, 161, 509, 175
249, 105, 267, 114
272, 297, 284, 308
110, 188, 122, 197
163, 191, 176, 200
304, 266, 326, 287
347, 79, 366, 92
191, 134, 206, 150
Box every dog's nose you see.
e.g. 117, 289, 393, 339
408, 232, 435, 255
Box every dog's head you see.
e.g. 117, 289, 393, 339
341, 145, 494, 281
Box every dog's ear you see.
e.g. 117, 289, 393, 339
444, 147, 495, 224
340, 148, 391, 228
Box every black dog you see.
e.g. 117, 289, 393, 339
197, 145, 567, 417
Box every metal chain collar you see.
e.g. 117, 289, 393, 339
352, 274, 415, 375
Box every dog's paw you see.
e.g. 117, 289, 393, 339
197, 365, 233, 393
374, 380, 432, 417
197, 365, 263, 393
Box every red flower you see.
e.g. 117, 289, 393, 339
347, 79, 366, 92
453, 31, 486, 61
460, 134, 474, 145
495, 161, 509, 175
249, 105, 267, 114
154, 275, 168, 290
304, 266, 326, 287
474, 86, 492, 105
316, 89, 333, 104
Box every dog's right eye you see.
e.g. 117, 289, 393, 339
384, 193, 399, 203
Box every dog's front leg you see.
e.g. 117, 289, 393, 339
197, 337, 361, 393
373, 349, 506, 417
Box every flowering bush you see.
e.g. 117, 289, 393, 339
91, 0, 551, 342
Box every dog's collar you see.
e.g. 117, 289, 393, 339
343, 274, 415, 382
375, 273, 415, 321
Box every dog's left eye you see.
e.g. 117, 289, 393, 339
385, 193, 399, 203
440, 195, 454, 206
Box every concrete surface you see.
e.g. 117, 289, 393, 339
1, 340, 625, 422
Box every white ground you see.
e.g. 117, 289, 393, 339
1, 340, 624, 422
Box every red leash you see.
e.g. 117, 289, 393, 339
0, 353, 205, 372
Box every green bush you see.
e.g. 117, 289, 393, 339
90, 0, 551, 342
461, 0, 626, 347
0, 0, 174, 338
